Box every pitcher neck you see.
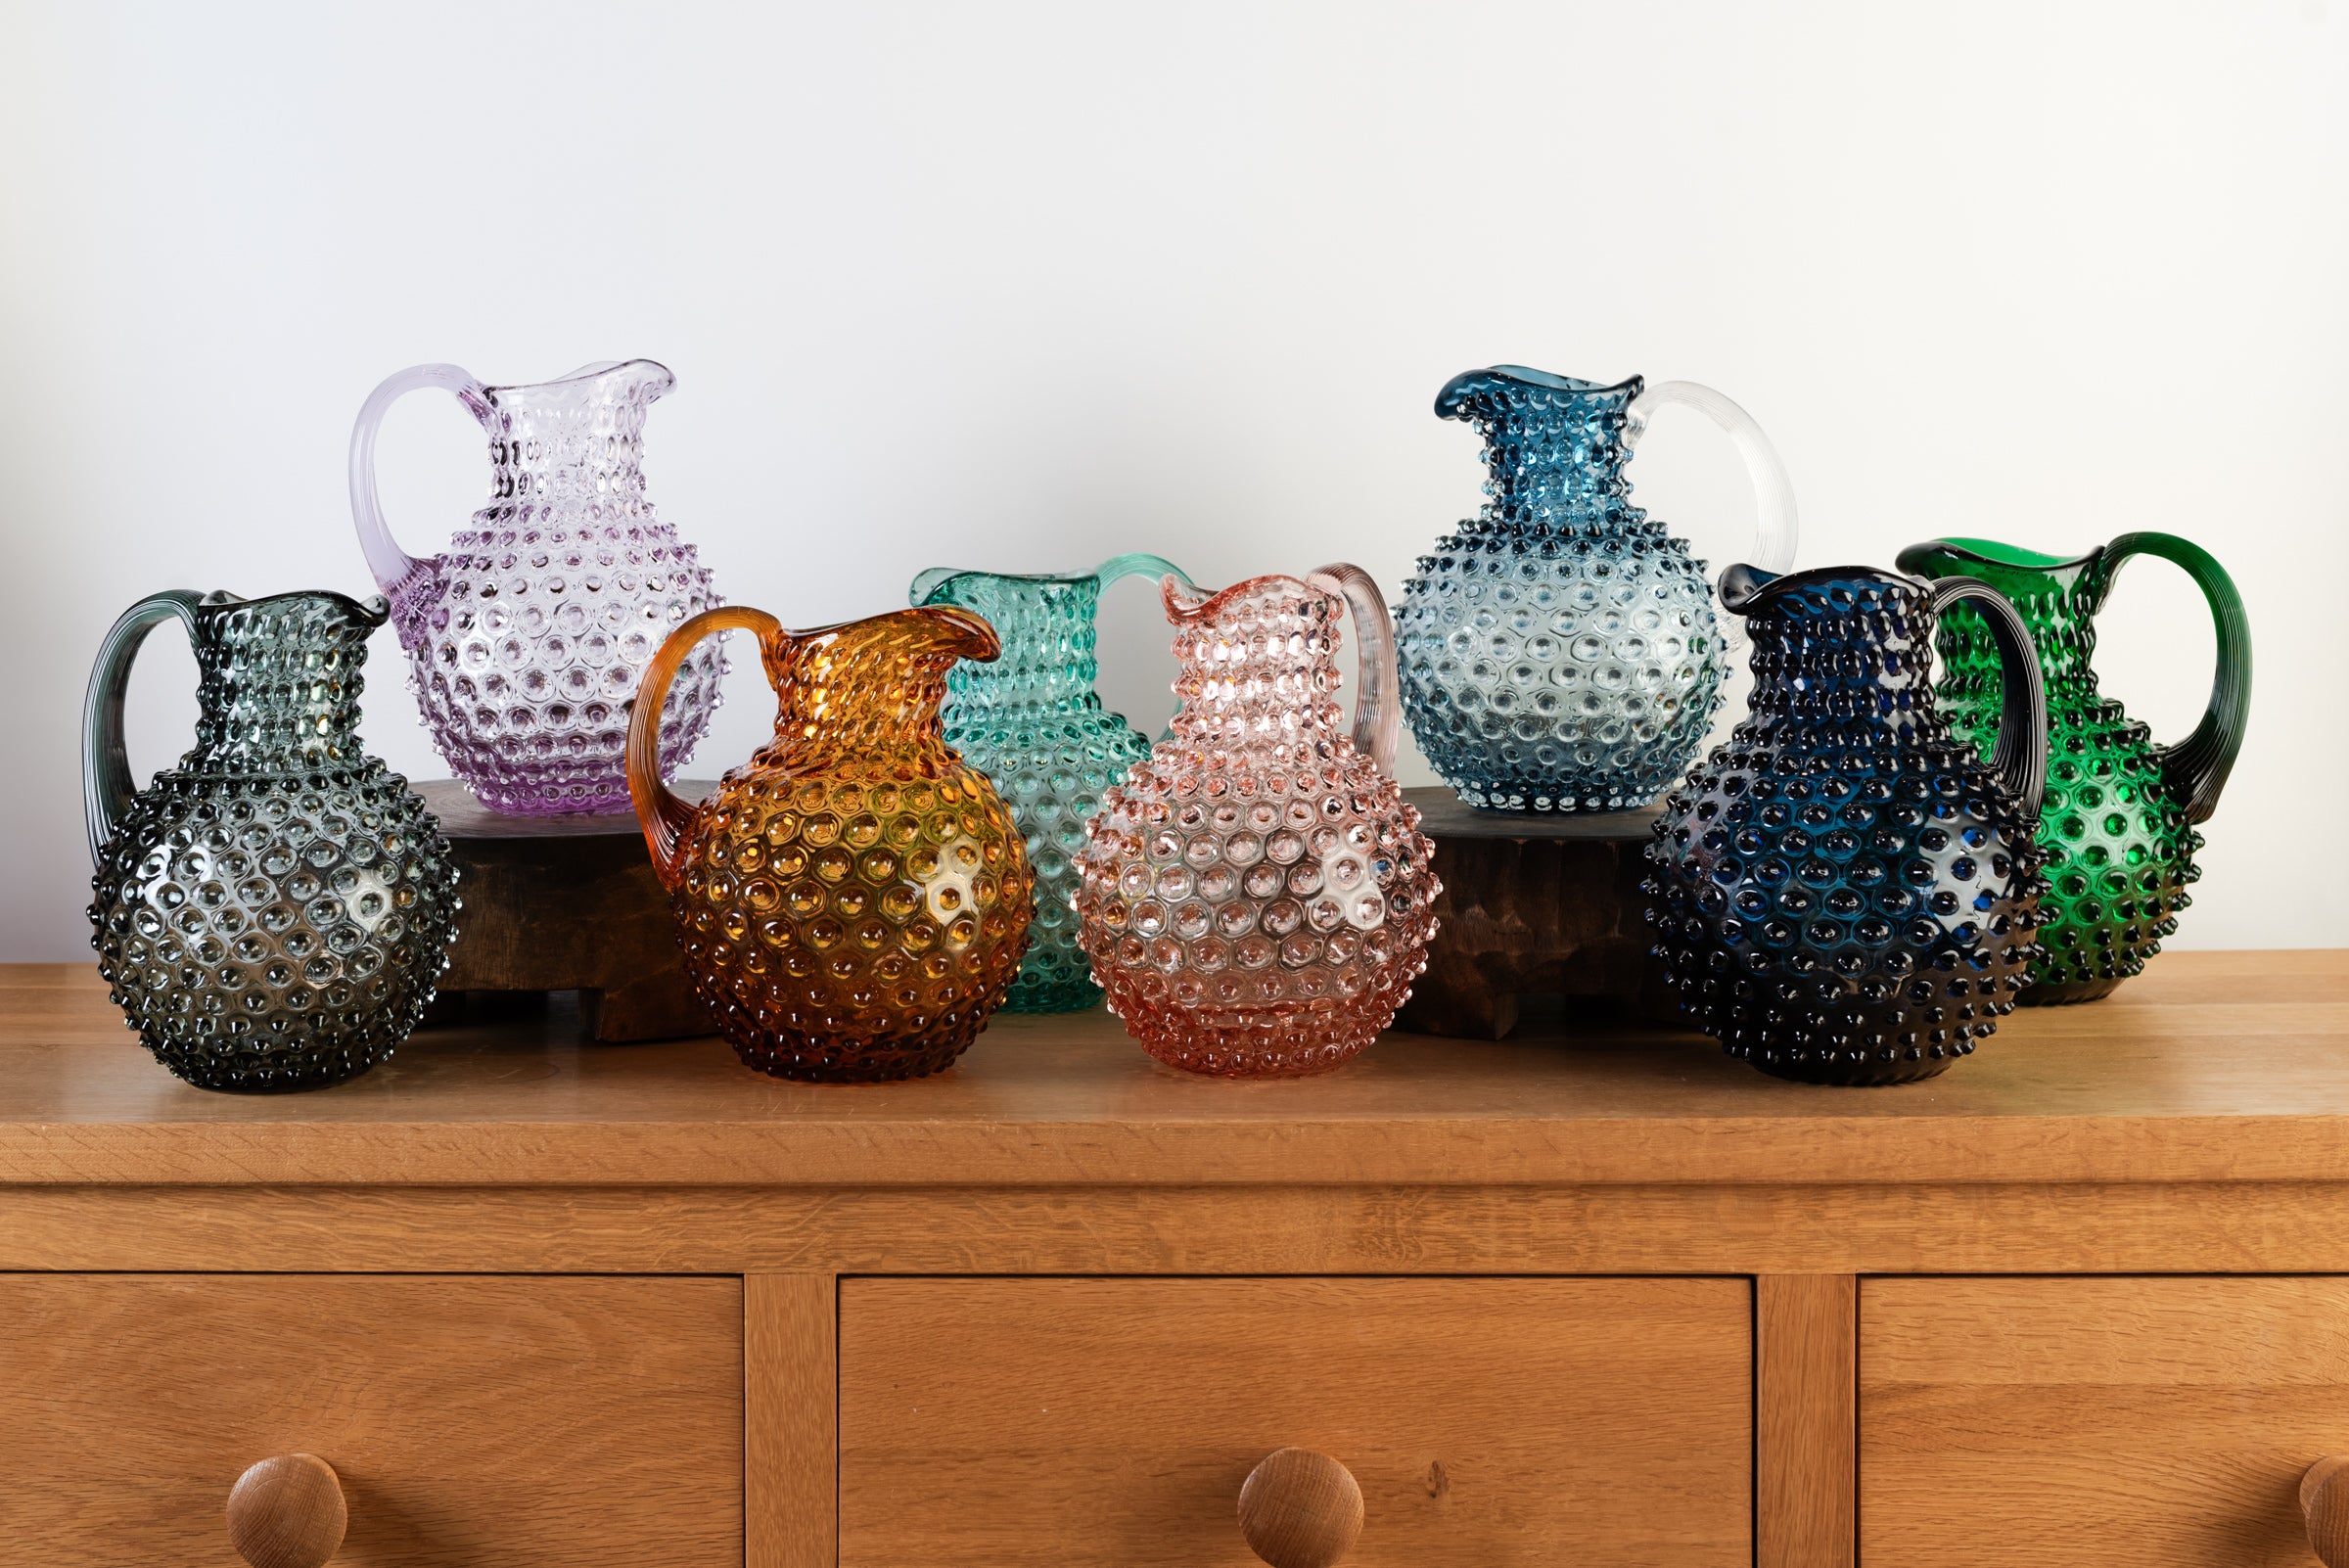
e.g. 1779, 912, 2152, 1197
921, 574, 1107, 715
759, 620, 970, 770
1737, 576, 1953, 741
944, 646, 1103, 715
482, 366, 665, 515
1440, 367, 1654, 539
1167, 638, 1350, 765
177, 595, 381, 773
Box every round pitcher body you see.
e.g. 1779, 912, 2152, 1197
1400, 529, 1723, 810
358, 361, 726, 815
1644, 568, 2048, 1085
1073, 574, 1440, 1077
667, 760, 1032, 1080
1900, 537, 2248, 1005
630, 605, 1034, 1082
85, 591, 459, 1091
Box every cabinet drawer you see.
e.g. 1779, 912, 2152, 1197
0, 1273, 743, 1567
1863, 1276, 2349, 1566
840, 1275, 1751, 1567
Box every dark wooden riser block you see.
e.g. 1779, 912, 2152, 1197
1396, 787, 1667, 1040
417, 780, 713, 1043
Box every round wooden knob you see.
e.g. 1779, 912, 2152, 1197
1237, 1447, 1363, 1568
2308, 1456, 2349, 1565
226, 1453, 346, 1568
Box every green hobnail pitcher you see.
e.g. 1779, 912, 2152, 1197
911, 554, 1189, 1012
1895, 534, 2250, 1003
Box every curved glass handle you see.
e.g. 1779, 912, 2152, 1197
1625, 381, 1800, 576
2103, 531, 2249, 823
1927, 578, 2049, 821
348, 363, 490, 593
1091, 552, 1192, 591
83, 590, 205, 866
1309, 562, 1401, 774
626, 606, 780, 888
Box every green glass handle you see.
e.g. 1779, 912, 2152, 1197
82, 590, 207, 867
1090, 553, 1191, 592
2102, 531, 2249, 824
1926, 577, 2049, 822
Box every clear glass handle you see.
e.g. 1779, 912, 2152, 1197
1309, 562, 1401, 774
1624, 380, 1799, 576
347, 363, 491, 593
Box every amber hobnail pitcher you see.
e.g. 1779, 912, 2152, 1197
1071, 564, 1441, 1077
626, 605, 1036, 1081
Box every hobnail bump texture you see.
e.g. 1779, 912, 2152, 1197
83, 591, 458, 1091
914, 556, 1185, 1013
1398, 366, 1799, 813
1898, 534, 2250, 1002
1072, 569, 1440, 1077
353, 360, 725, 815
1644, 567, 2050, 1085
628, 605, 1035, 1082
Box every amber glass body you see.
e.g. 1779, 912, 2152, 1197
628, 605, 1035, 1082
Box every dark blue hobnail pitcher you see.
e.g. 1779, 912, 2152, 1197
1644, 564, 2051, 1085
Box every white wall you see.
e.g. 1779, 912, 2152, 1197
5, 0, 2342, 960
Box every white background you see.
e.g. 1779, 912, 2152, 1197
4, 1, 2342, 960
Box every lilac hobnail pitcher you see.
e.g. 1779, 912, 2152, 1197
349, 359, 725, 815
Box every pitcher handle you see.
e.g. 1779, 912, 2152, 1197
1925, 578, 2049, 821
2102, 531, 2249, 824
1625, 380, 1799, 576
1308, 563, 1402, 774
627, 606, 781, 889
348, 363, 491, 593
82, 590, 206, 866
1091, 552, 1192, 591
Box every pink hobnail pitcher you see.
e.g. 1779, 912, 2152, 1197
1071, 563, 1441, 1076
349, 359, 725, 815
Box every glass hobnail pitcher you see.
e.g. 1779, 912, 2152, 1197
1896, 533, 2251, 1003
911, 553, 1189, 1013
82, 589, 460, 1091
349, 359, 725, 815
626, 604, 1036, 1082
1398, 366, 1798, 812
1645, 564, 2050, 1085
1071, 564, 1441, 1077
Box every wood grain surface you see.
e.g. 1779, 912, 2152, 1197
838, 1276, 1751, 1567
748, 1274, 836, 1568
16, 1178, 2349, 1276
1758, 1275, 1855, 1568
0, 1274, 744, 1567
1863, 1275, 2349, 1566
2, 951, 2345, 1188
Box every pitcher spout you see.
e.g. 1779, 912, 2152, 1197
1435, 365, 1643, 422
489, 357, 674, 406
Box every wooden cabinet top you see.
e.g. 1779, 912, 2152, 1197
2, 951, 2344, 1189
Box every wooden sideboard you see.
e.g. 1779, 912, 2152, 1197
5, 949, 2349, 1566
